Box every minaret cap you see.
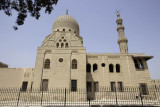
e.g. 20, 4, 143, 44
116, 10, 123, 24
116, 10, 120, 18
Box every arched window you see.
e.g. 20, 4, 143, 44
61, 43, 64, 48
44, 59, 50, 69
65, 43, 68, 48
116, 64, 120, 73
87, 63, 91, 72
56, 43, 59, 48
109, 64, 114, 72
72, 59, 77, 69
93, 63, 98, 72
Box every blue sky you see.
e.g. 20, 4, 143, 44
0, 0, 160, 79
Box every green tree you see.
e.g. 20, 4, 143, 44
0, 0, 58, 30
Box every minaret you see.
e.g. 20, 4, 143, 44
116, 11, 128, 54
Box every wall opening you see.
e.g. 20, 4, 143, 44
109, 64, 114, 72
101, 63, 105, 67
72, 59, 77, 69
116, 64, 120, 73
71, 80, 77, 92
118, 82, 123, 92
56, 43, 59, 48
61, 43, 64, 48
140, 83, 148, 95
93, 64, 98, 72
87, 63, 91, 72
21, 81, 28, 91
134, 59, 144, 70
65, 43, 68, 48
41, 79, 48, 91
110, 82, 116, 92
44, 59, 50, 69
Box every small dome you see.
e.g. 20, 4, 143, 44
52, 15, 79, 35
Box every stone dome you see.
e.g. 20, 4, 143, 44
52, 15, 79, 35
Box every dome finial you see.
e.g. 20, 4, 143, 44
66, 9, 68, 15
116, 9, 120, 18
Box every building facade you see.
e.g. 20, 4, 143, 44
0, 12, 156, 94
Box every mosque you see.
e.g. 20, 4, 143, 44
0, 12, 159, 96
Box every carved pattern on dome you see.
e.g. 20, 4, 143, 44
52, 15, 79, 34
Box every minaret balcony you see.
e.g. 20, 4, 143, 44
117, 25, 125, 31
118, 38, 128, 44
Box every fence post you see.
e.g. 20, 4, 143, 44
41, 88, 43, 106
89, 96, 90, 107
64, 88, 66, 107
115, 87, 118, 105
17, 88, 21, 106
154, 85, 157, 100
87, 88, 91, 107
139, 87, 143, 106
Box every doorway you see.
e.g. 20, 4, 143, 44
22, 81, 28, 91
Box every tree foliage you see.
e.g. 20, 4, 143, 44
0, 0, 58, 30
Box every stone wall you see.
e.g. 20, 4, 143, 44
86, 53, 151, 88
0, 68, 33, 88
0, 68, 24, 88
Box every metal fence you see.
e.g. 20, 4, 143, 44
0, 86, 160, 106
